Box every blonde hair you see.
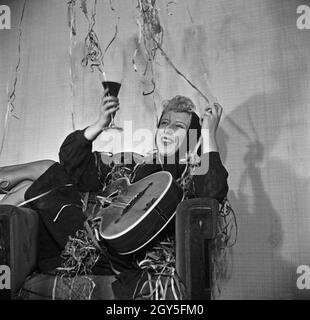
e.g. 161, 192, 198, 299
162, 95, 196, 114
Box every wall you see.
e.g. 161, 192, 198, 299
1, 0, 310, 299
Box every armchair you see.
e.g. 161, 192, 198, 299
0, 197, 218, 300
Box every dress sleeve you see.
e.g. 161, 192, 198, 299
192, 152, 229, 203
58, 128, 111, 192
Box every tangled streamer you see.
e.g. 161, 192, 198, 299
57, 229, 101, 277
210, 198, 237, 298
67, 0, 120, 128
133, 0, 163, 76
133, 0, 212, 124
134, 237, 186, 300
0, 0, 27, 158
79, 0, 119, 76
80, 0, 105, 72
176, 148, 202, 198
131, 0, 163, 123
133, 0, 210, 104
218, 199, 238, 249
53, 229, 100, 300
134, 0, 163, 102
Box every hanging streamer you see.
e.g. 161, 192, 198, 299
133, 0, 164, 122
133, 0, 222, 108
101, 1, 120, 81
133, 0, 211, 123
80, 0, 104, 73
134, 0, 163, 78
67, 0, 77, 130
102, 18, 119, 63
68, 0, 77, 35
80, 0, 119, 82
152, 35, 210, 104
0, 0, 27, 158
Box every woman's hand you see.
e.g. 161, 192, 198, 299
97, 88, 120, 129
84, 88, 120, 141
200, 102, 223, 153
201, 102, 223, 135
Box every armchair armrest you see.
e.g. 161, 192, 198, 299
0, 205, 39, 299
175, 197, 219, 300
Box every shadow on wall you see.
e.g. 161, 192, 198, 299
217, 86, 309, 299
207, 0, 310, 299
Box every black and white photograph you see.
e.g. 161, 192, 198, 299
0, 0, 310, 307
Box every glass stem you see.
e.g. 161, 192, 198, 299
110, 114, 115, 127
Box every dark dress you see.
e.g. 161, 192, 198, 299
24, 128, 229, 296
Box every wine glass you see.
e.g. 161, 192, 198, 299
100, 72, 123, 131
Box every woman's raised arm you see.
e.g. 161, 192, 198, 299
59, 89, 120, 191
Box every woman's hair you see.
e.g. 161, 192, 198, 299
161, 95, 197, 115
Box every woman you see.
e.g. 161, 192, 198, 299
0, 89, 228, 297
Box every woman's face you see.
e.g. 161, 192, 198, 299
155, 111, 191, 157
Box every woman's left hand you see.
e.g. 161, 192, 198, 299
201, 102, 223, 136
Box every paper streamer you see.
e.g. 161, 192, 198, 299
0, 0, 27, 158
68, 0, 77, 130
80, 0, 104, 73
133, 0, 165, 123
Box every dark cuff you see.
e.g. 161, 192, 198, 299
208, 151, 221, 163
201, 151, 222, 167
